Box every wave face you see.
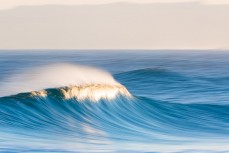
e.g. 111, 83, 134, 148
1, 51, 229, 153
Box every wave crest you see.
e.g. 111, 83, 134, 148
30, 84, 131, 102
61, 84, 131, 101
0, 63, 131, 101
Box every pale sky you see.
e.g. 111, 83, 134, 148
0, 1, 229, 49
1, 0, 229, 10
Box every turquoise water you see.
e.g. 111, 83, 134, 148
0, 50, 229, 153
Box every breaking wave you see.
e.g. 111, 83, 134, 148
1, 64, 229, 153
0, 64, 131, 101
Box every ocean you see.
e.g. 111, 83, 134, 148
0, 50, 229, 153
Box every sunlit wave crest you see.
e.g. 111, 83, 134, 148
0, 63, 132, 101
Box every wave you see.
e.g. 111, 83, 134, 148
30, 84, 131, 102
1, 65, 229, 152
1, 91, 229, 152
115, 68, 190, 82
0, 63, 131, 101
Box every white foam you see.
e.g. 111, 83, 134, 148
60, 84, 131, 102
0, 63, 131, 101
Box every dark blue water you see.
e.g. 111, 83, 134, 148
0, 50, 229, 153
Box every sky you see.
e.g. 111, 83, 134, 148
1, 0, 229, 9
0, 0, 229, 49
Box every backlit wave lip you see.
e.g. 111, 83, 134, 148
0, 63, 129, 98
31, 84, 132, 102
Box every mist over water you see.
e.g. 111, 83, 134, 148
0, 50, 229, 153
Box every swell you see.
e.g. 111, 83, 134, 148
1, 67, 229, 152
115, 68, 188, 79
1, 97, 229, 152
115, 68, 229, 105
1, 92, 229, 138
1, 67, 229, 136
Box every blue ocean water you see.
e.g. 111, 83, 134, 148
0, 50, 229, 153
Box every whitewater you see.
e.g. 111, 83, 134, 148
0, 51, 229, 153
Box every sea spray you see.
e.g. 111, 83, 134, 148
0, 63, 131, 101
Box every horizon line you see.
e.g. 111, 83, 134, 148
0, 49, 229, 52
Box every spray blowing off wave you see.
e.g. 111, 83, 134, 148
0, 63, 131, 101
